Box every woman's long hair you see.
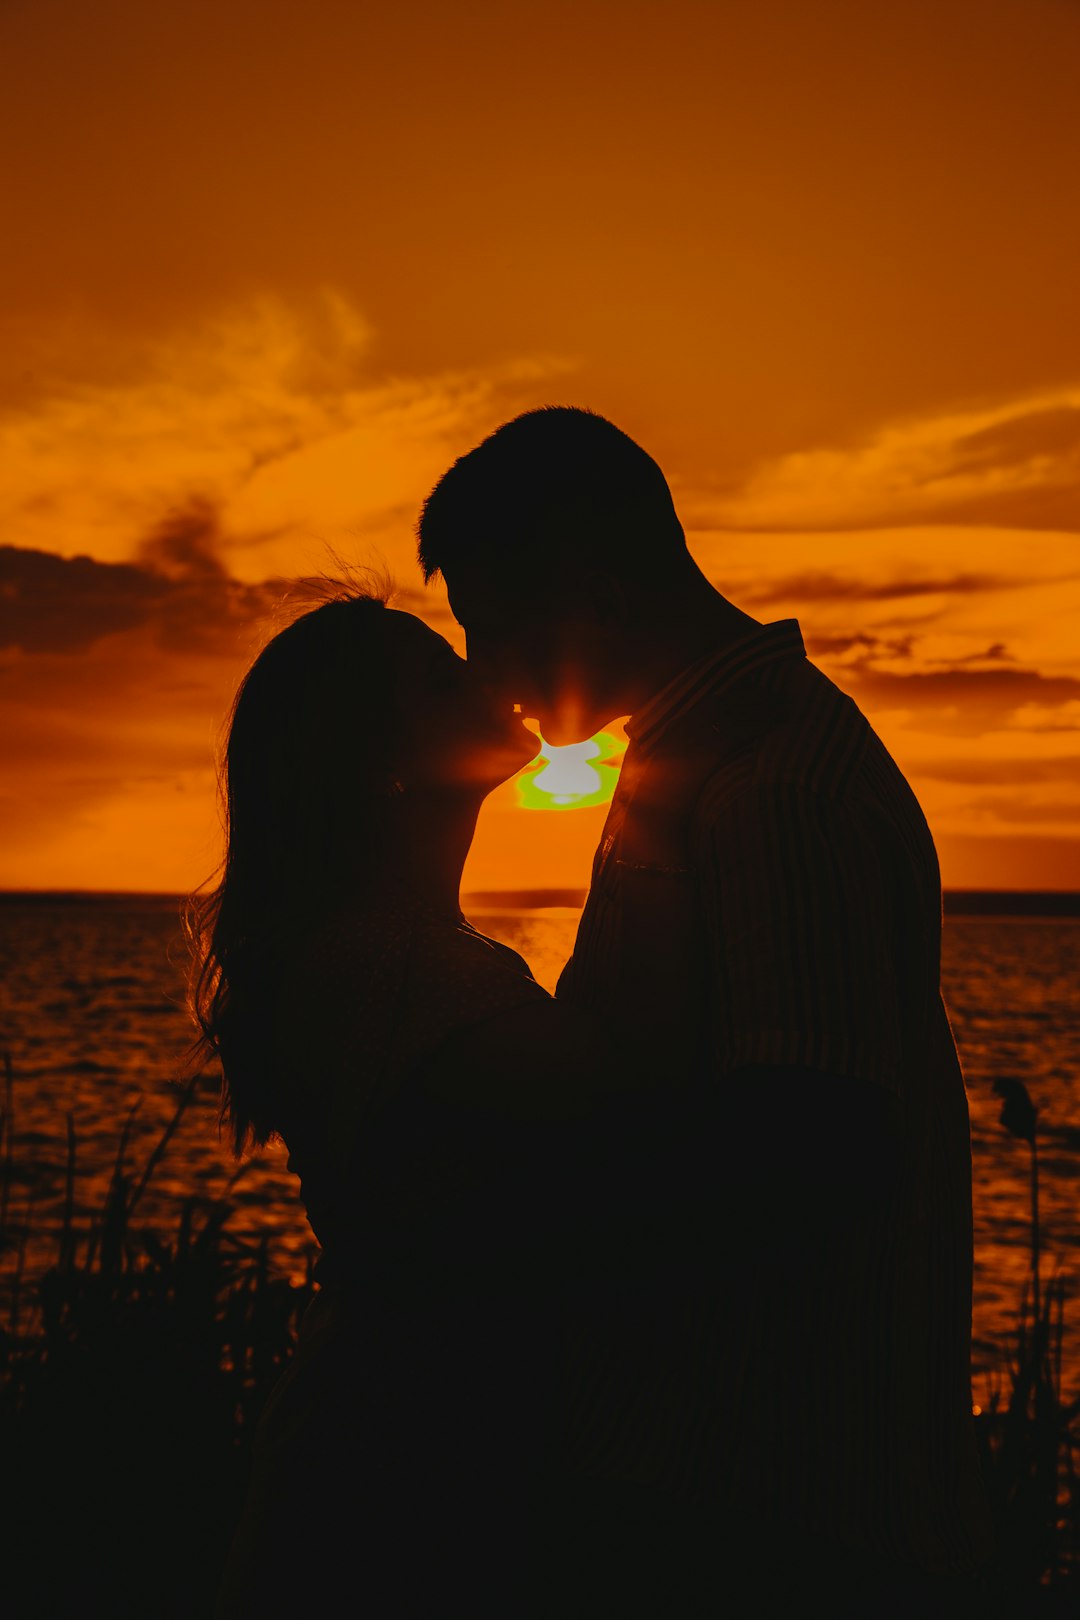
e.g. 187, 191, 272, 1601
186, 588, 395, 1157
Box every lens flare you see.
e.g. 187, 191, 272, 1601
515, 730, 625, 811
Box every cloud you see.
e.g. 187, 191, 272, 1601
957, 792, 1080, 827
911, 755, 1080, 786
840, 658, 1080, 731
788, 609, 1080, 744
3, 293, 1079, 890
741, 570, 1011, 606
1, 545, 170, 653
1, 482, 465, 671
137, 499, 227, 580
0, 516, 468, 888
805, 631, 916, 660
0, 528, 283, 657
690, 523, 1080, 700
0, 289, 576, 584
947, 406, 1080, 476
688, 390, 1080, 533
0, 284, 557, 874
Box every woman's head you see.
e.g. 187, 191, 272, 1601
224, 592, 394, 902
188, 586, 538, 1155
221, 590, 536, 904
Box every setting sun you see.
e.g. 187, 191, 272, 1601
516, 731, 626, 812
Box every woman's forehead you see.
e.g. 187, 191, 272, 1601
383, 609, 455, 665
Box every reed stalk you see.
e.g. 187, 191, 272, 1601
975, 1077, 1080, 1607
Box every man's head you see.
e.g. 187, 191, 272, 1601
417, 406, 693, 742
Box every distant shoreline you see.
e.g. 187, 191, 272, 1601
940, 890, 1080, 918
2, 887, 1080, 917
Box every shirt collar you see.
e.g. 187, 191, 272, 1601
626, 618, 806, 754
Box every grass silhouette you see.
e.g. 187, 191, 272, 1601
0, 1053, 315, 1618
974, 1077, 1080, 1609
0, 1053, 1077, 1615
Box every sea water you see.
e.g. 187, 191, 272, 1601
0, 892, 1077, 1403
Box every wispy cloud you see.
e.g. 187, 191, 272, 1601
912, 755, 1080, 787
0, 289, 576, 582
686, 390, 1080, 533
0, 523, 285, 657
740, 570, 1012, 606
843, 659, 1080, 729
3, 302, 1079, 889
690, 522, 1080, 700
0, 285, 572, 883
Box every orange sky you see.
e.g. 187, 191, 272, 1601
2, 0, 1078, 894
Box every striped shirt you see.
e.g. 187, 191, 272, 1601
556, 618, 993, 1576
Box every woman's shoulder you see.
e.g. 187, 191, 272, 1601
287, 895, 549, 1066
412, 909, 547, 1001
292, 894, 536, 992
394, 909, 550, 1068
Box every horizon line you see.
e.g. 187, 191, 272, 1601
2, 884, 1079, 909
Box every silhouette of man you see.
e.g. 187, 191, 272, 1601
417, 407, 993, 1615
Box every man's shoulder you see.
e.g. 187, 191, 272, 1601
688, 663, 935, 864
682, 658, 872, 812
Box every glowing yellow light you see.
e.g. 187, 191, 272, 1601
516, 730, 625, 811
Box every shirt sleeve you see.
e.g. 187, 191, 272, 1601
695, 780, 904, 1094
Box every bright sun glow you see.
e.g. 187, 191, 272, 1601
516, 731, 626, 812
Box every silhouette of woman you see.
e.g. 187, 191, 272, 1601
189, 590, 637, 1618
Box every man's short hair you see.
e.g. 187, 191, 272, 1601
417, 405, 686, 589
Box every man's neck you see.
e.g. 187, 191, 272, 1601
619, 585, 762, 720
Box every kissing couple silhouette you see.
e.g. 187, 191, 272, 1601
198, 407, 993, 1618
